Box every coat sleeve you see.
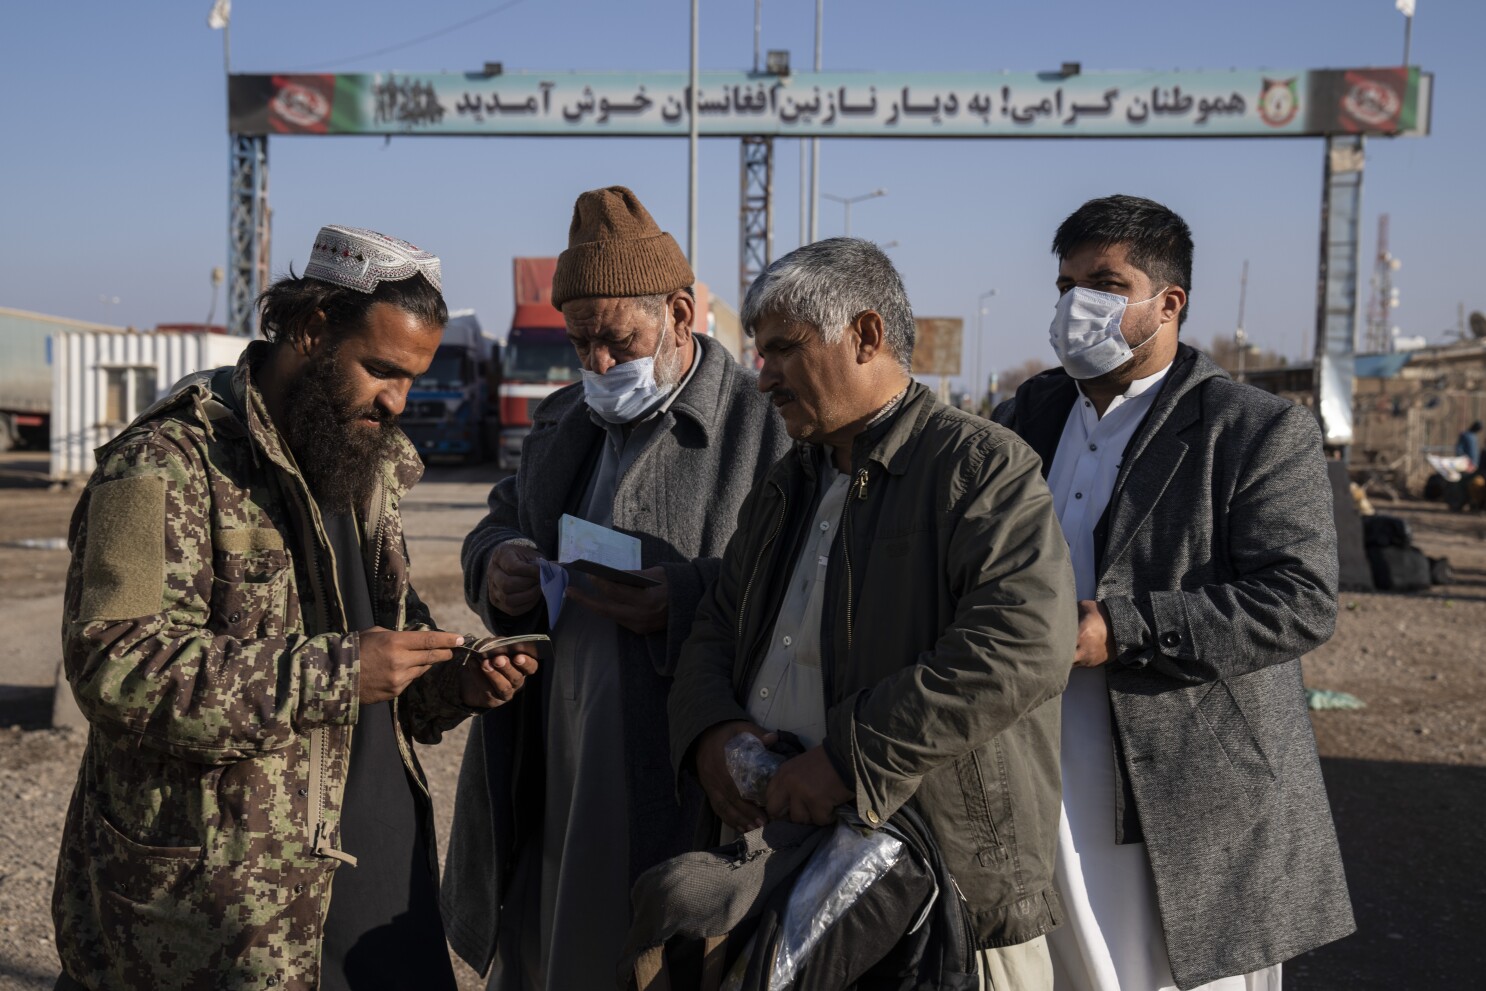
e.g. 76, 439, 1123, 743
398, 542, 482, 745
825, 435, 1076, 824
461, 472, 545, 636
650, 414, 794, 680
63, 429, 359, 766
667, 484, 770, 778
1102, 402, 1339, 684
645, 555, 721, 678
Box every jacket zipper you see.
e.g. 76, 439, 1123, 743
736, 482, 788, 645
310, 728, 356, 866
841, 467, 870, 660
286, 475, 356, 866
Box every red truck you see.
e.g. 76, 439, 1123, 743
498, 259, 582, 469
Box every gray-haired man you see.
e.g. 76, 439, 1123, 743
668, 238, 1076, 988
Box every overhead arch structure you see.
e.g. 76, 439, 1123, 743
227, 65, 1431, 447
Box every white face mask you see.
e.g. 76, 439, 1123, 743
1048, 285, 1168, 380
580, 316, 676, 423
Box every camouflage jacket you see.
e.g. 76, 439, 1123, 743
53, 342, 475, 990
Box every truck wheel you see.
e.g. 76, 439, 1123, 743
0, 414, 16, 453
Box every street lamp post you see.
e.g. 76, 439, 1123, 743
821, 188, 887, 236
976, 288, 997, 414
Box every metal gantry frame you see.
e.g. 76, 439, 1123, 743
1312, 134, 1365, 450
739, 135, 774, 317
227, 134, 270, 338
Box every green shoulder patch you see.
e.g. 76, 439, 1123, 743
79, 474, 167, 621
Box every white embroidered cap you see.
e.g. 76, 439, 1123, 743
304, 225, 442, 294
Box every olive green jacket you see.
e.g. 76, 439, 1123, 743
669, 383, 1077, 948
53, 343, 473, 990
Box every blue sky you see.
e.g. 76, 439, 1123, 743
2, 1, 1481, 391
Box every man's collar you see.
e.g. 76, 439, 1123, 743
1075, 359, 1173, 418
650, 334, 734, 443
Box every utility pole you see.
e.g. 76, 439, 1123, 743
753, 0, 761, 72
976, 288, 997, 413
1400, 1, 1415, 66
809, 0, 823, 243
687, 0, 699, 268
1365, 214, 1397, 353
822, 188, 886, 237
1235, 259, 1249, 382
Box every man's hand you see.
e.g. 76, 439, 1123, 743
695, 720, 773, 833
1073, 599, 1116, 668
458, 643, 541, 709
358, 628, 463, 704
564, 567, 670, 635
764, 745, 853, 826
485, 542, 543, 616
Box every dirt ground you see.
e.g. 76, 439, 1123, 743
0, 450, 1482, 988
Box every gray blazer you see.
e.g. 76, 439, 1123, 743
441, 334, 792, 973
994, 344, 1354, 989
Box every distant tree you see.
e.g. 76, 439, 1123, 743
997, 357, 1052, 399
1203, 334, 1288, 374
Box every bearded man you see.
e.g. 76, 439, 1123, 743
53, 226, 538, 991
443, 186, 792, 989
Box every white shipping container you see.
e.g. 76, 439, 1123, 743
51, 330, 250, 479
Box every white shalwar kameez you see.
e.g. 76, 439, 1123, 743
1044, 363, 1280, 991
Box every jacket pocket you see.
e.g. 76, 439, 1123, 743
1194, 681, 1276, 804
209, 550, 290, 639
90, 802, 208, 978
954, 750, 1007, 866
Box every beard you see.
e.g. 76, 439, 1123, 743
1088, 307, 1165, 387
654, 331, 686, 391
278, 342, 402, 513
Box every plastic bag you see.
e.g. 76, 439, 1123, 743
725, 733, 786, 805
770, 819, 905, 989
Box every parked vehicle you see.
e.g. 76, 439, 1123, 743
401, 310, 500, 463
0, 307, 122, 451
498, 303, 580, 469
497, 259, 582, 469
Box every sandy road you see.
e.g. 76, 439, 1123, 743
1, 450, 1483, 988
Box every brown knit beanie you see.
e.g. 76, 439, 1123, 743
550, 186, 695, 309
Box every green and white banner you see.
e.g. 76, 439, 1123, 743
229, 67, 1429, 139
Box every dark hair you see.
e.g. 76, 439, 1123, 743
1471, 421, 1484, 433
1052, 195, 1194, 327
256, 270, 448, 345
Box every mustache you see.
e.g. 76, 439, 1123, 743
339, 403, 397, 425
769, 389, 797, 405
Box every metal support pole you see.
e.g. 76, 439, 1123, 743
227, 133, 269, 338
687, 0, 699, 268
739, 136, 774, 309
1312, 134, 1365, 454
1235, 259, 1249, 383
799, 140, 808, 247
809, 0, 822, 243
977, 289, 996, 413
753, 0, 761, 73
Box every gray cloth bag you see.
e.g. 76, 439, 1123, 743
620, 821, 824, 989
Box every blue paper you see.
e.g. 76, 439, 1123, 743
538, 559, 569, 629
